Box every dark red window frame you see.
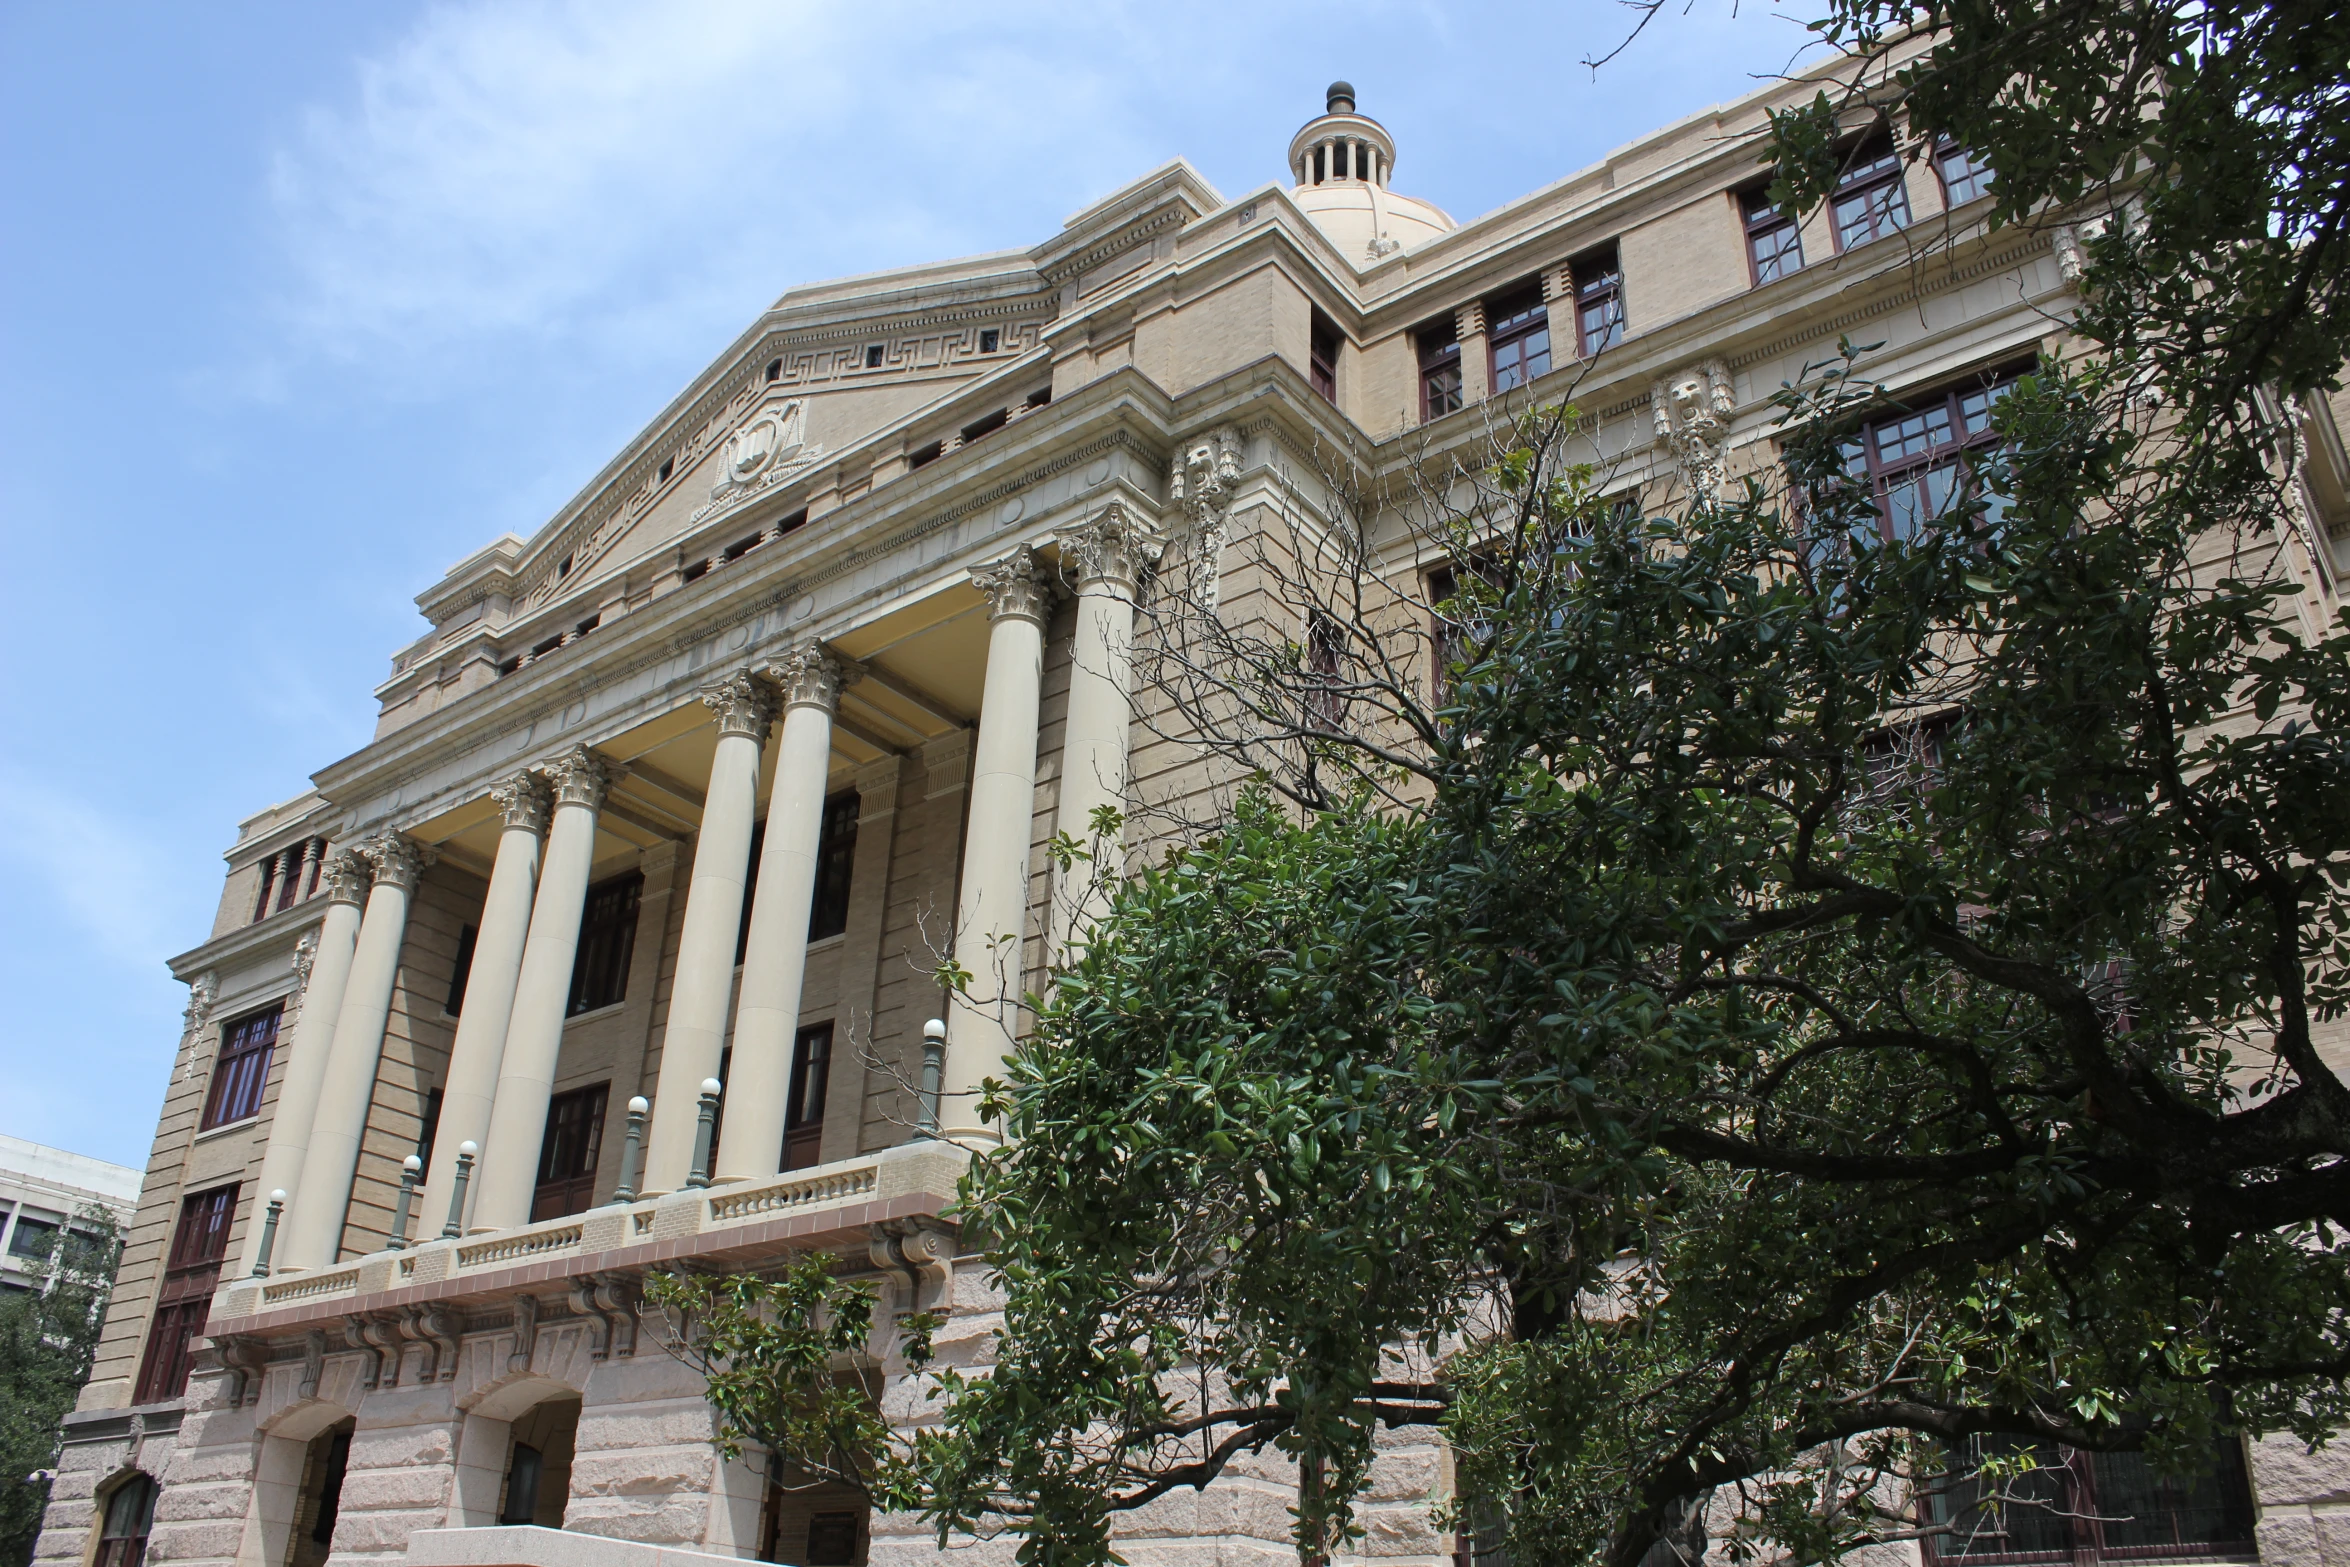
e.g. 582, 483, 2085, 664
1831, 134, 1913, 250
783, 1022, 834, 1171
1569, 246, 1625, 357
1418, 319, 1463, 423
94, 1475, 158, 1567
530, 1083, 609, 1222
135, 1185, 238, 1403
1309, 311, 1341, 404
807, 793, 859, 942
1836, 367, 2026, 542
1741, 185, 1804, 285
1921, 1437, 2256, 1565
566, 873, 642, 1016
202, 1005, 280, 1130
1486, 284, 1551, 392
1935, 137, 1995, 208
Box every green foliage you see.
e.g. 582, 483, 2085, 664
646, 1255, 927, 1508
0, 1210, 120, 1567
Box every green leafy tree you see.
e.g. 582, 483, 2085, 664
1, 1209, 121, 1567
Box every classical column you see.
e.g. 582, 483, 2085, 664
638, 672, 780, 1195
703, 645, 844, 1187
241, 848, 370, 1275
423, 772, 551, 1210
280, 833, 427, 1273
940, 546, 1050, 1143
472, 746, 612, 1232
1050, 506, 1153, 954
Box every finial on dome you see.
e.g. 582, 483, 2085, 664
1326, 81, 1356, 114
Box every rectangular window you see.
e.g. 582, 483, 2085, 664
1741, 185, 1804, 284
1418, 319, 1463, 423
530, 1083, 608, 1222
202, 1004, 281, 1130
1570, 246, 1625, 356
1832, 135, 1912, 249
136, 1185, 238, 1403
1923, 1436, 2256, 1564
1936, 138, 1995, 207
808, 793, 859, 942
1486, 285, 1551, 392
566, 873, 642, 1017
1309, 311, 1341, 404
978, 328, 1001, 353
783, 1023, 833, 1171
1836, 369, 2023, 541
445, 924, 479, 1016
8, 1214, 57, 1260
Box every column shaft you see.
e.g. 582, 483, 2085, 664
280, 834, 425, 1272
1050, 508, 1150, 954
241, 851, 368, 1275
707, 647, 842, 1187
640, 673, 777, 1195
424, 773, 549, 1213
942, 547, 1049, 1142
472, 747, 611, 1232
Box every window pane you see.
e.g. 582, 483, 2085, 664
8, 1216, 57, 1259
1939, 143, 1995, 206
1927, 1440, 2075, 1561
2088, 1444, 2257, 1556
808, 794, 860, 941
566, 873, 643, 1015
1751, 220, 1803, 282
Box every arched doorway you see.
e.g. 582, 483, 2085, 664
495, 1394, 580, 1528
91, 1473, 157, 1567
287, 1418, 354, 1567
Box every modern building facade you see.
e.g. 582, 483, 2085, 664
35, 62, 2350, 1567
0, 1133, 141, 1297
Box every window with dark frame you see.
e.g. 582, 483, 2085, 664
1309, 311, 1342, 404
1836, 368, 2024, 542
978, 328, 1001, 353
565, 873, 642, 1017
1935, 137, 1995, 207
135, 1185, 238, 1404
1417, 318, 1463, 423
960, 407, 1008, 445
908, 440, 943, 470
863, 344, 885, 369
765, 358, 783, 383
808, 792, 859, 942
530, 1083, 609, 1222
1832, 134, 1913, 249
445, 923, 479, 1016
1570, 245, 1625, 356
94, 1476, 158, 1567
1741, 184, 1805, 284
1922, 1435, 2256, 1564
783, 1022, 834, 1171
202, 1004, 281, 1130
1486, 284, 1551, 392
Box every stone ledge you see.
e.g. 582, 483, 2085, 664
404, 1526, 751, 1567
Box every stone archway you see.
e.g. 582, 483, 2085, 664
244, 1401, 354, 1567
452, 1374, 582, 1529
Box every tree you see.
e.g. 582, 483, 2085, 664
1, 1210, 121, 1567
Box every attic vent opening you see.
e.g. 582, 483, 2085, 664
556, 554, 574, 580
1022, 386, 1052, 411
657, 457, 675, 484
531, 633, 564, 658
960, 408, 1008, 444
722, 532, 762, 563
909, 441, 944, 470
979, 328, 1001, 353
863, 344, 885, 369
765, 358, 783, 383
775, 508, 809, 537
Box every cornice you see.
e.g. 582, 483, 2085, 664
167, 900, 327, 984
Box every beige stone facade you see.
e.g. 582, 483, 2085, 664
38, 64, 2350, 1567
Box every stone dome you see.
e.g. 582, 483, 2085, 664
1285, 81, 1456, 262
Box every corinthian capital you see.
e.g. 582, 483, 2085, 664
1064, 504, 1161, 597
970, 545, 1050, 625
541, 745, 614, 810
762, 643, 847, 713
322, 847, 373, 907
699, 669, 781, 742
489, 770, 553, 835
362, 832, 431, 892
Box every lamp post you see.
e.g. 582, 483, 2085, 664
441, 1141, 477, 1239
918, 1018, 947, 1140
249, 1190, 287, 1278
687, 1079, 722, 1188
387, 1154, 422, 1249
610, 1096, 650, 1204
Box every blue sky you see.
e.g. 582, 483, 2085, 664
0, 0, 1806, 1169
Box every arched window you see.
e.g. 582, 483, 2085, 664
95, 1474, 158, 1567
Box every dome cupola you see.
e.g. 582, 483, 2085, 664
1286, 81, 1455, 261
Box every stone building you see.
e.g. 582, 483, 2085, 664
36, 61, 2350, 1567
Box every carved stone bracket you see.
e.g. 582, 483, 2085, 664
412, 1303, 463, 1383
344, 1313, 399, 1390
290, 931, 319, 999
568, 1271, 641, 1361
299, 1328, 327, 1400
970, 546, 1051, 626
182, 972, 219, 1038
506, 1292, 541, 1374
1650, 360, 1736, 502
540, 746, 614, 812
1167, 426, 1245, 611
699, 668, 782, 742
216, 1334, 268, 1407
490, 770, 554, 836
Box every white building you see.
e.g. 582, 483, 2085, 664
0, 1132, 141, 1296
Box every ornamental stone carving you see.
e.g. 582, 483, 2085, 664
691, 398, 824, 524
489, 770, 553, 835
290, 930, 319, 997
322, 847, 373, 908
362, 832, 431, 892
1167, 426, 1245, 611
1651, 359, 1735, 502
540, 745, 614, 811
699, 668, 781, 741
182, 971, 219, 1037
762, 642, 848, 712
1065, 502, 1162, 596
971, 545, 1051, 625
